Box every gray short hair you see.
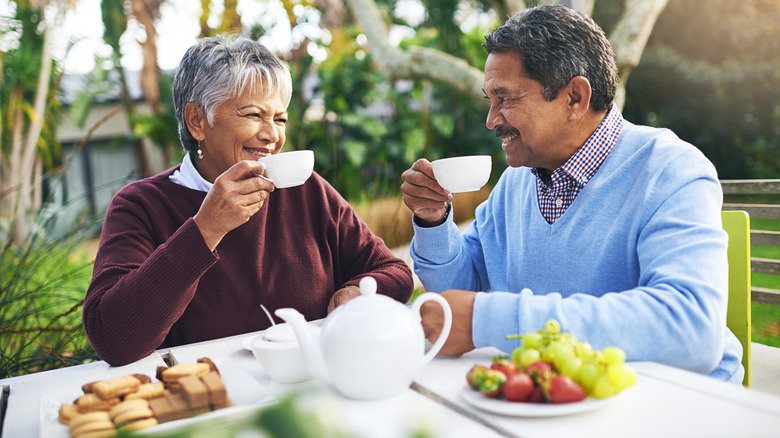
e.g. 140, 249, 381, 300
483, 5, 617, 112
172, 34, 293, 155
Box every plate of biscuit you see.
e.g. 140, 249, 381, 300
40, 357, 274, 438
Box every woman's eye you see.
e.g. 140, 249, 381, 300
276, 118, 288, 124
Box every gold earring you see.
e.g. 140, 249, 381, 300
197, 142, 203, 160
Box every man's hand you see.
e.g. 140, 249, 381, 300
420, 289, 476, 356
400, 159, 453, 226
327, 285, 362, 313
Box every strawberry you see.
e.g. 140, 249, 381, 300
547, 374, 587, 404
527, 384, 547, 403
502, 372, 534, 402
466, 365, 489, 390
490, 355, 520, 378
524, 360, 554, 384
476, 369, 506, 398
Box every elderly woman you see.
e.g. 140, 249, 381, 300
84, 35, 413, 366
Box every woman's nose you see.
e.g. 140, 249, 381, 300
257, 123, 280, 144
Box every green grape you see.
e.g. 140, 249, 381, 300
553, 348, 575, 371
576, 341, 593, 359
541, 347, 557, 363
522, 332, 543, 349
520, 348, 541, 368
579, 363, 599, 392
511, 347, 525, 366
607, 364, 637, 391
559, 356, 583, 380
592, 375, 617, 399
544, 319, 561, 334
602, 346, 626, 366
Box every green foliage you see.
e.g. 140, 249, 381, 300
122, 394, 354, 438
0, 191, 100, 378
623, 0, 780, 179
284, 11, 502, 202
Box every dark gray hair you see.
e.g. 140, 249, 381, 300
483, 5, 617, 112
172, 34, 293, 155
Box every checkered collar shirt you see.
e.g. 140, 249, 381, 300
531, 105, 625, 224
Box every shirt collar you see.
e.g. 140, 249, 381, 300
532, 104, 624, 187
169, 152, 213, 192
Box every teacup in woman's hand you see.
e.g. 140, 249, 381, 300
258, 150, 315, 188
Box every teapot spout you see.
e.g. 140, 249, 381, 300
274, 308, 330, 385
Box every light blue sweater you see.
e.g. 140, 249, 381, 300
411, 121, 743, 383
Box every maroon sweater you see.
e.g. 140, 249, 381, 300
84, 167, 413, 366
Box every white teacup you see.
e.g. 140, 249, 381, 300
250, 323, 321, 383
258, 150, 315, 189
431, 155, 492, 193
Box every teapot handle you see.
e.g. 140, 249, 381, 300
412, 293, 453, 367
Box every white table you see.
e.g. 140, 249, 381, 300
0, 353, 167, 438
3, 333, 780, 438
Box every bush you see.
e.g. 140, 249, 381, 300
0, 208, 100, 378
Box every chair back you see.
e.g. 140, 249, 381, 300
722, 210, 752, 387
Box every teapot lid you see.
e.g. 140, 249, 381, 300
340, 276, 403, 312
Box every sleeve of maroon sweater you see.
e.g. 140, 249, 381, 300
325, 185, 414, 302
83, 187, 218, 366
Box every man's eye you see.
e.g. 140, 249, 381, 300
276, 118, 288, 124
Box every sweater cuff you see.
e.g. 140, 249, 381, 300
411, 212, 461, 264
472, 291, 523, 354
176, 218, 220, 268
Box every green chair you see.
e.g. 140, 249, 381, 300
722, 210, 752, 387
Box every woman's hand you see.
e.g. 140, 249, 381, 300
400, 159, 452, 227
327, 285, 362, 313
194, 160, 275, 251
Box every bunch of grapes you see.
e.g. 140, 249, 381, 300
506, 319, 636, 399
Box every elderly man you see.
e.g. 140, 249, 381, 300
400, 5, 742, 383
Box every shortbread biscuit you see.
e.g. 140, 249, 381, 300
119, 417, 158, 432
113, 406, 154, 427
197, 357, 219, 375
124, 382, 165, 400
58, 403, 80, 424
73, 429, 117, 438
108, 399, 149, 420
92, 375, 143, 400
76, 393, 120, 412
69, 411, 115, 437
161, 362, 212, 383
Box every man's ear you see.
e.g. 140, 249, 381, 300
184, 102, 206, 141
564, 76, 592, 122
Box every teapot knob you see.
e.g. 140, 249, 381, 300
359, 276, 377, 296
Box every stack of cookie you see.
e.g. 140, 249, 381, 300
58, 358, 232, 437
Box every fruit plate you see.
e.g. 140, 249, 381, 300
460, 386, 623, 417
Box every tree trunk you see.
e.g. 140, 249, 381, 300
344, 0, 668, 112
343, 0, 485, 101
12, 19, 53, 244
609, 0, 669, 109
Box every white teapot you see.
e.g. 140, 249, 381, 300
275, 276, 452, 400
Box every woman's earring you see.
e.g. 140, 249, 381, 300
197, 142, 203, 160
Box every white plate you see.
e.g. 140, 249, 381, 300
460, 385, 623, 417
40, 358, 275, 438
